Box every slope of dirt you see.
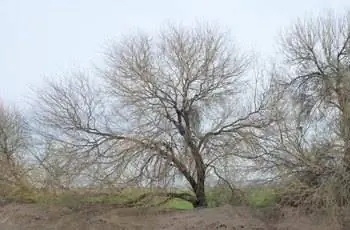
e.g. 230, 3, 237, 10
0, 203, 342, 230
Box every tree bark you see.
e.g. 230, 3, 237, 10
193, 184, 207, 208
192, 173, 207, 208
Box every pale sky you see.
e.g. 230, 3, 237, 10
1, 0, 349, 107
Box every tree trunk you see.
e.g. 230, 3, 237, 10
192, 176, 207, 208
344, 142, 350, 172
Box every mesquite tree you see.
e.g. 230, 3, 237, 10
34, 23, 276, 207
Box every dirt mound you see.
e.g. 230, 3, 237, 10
0, 203, 343, 230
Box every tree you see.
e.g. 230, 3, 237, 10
275, 10, 350, 171
245, 11, 350, 211
34, 23, 276, 207
0, 101, 29, 193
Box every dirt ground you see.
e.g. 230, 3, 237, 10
0, 203, 344, 230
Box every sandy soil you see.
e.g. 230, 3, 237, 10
0, 203, 344, 230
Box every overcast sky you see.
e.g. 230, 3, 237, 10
1, 0, 349, 107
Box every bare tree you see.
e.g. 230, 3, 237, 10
0, 101, 29, 193
33, 23, 277, 207
242, 11, 350, 213
276, 10, 350, 171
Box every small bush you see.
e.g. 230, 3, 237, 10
206, 184, 246, 207
245, 186, 277, 208
274, 168, 350, 228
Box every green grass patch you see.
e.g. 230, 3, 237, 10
4, 185, 277, 210
164, 198, 193, 209
11, 187, 195, 210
